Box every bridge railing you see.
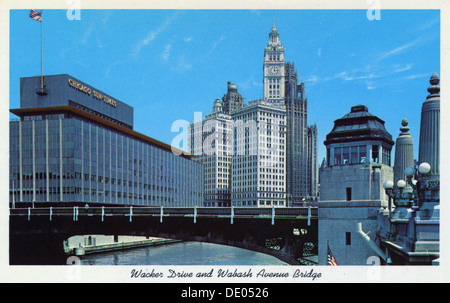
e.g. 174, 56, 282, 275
197, 207, 230, 216
10, 206, 318, 221
234, 207, 271, 216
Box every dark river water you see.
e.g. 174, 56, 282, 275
79, 241, 289, 265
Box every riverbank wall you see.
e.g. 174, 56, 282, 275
64, 235, 181, 256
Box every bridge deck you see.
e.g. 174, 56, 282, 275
10, 206, 318, 221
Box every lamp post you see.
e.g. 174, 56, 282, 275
383, 175, 414, 220
414, 162, 439, 220
383, 162, 435, 220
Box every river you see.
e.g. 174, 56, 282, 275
79, 241, 289, 265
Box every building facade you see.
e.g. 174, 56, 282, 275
188, 99, 233, 207
222, 82, 246, 115
188, 22, 318, 207
264, 25, 318, 205
318, 105, 394, 265
231, 99, 287, 207
9, 74, 204, 207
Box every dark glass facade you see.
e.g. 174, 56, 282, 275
10, 75, 203, 207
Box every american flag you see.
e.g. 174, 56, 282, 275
327, 242, 338, 266
29, 9, 42, 22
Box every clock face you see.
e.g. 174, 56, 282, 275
269, 65, 280, 76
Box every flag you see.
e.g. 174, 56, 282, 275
327, 242, 338, 266
29, 9, 42, 22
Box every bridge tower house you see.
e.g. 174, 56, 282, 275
318, 105, 394, 265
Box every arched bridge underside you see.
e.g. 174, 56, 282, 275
9, 207, 318, 265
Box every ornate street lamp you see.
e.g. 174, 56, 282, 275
413, 162, 439, 219
383, 162, 437, 220
383, 176, 413, 220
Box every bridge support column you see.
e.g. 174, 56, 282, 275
231, 206, 234, 224
272, 206, 275, 225
308, 206, 311, 226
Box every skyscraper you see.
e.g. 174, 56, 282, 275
263, 23, 285, 104
222, 82, 246, 114
231, 98, 287, 207
188, 22, 318, 207
263, 23, 318, 205
188, 98, 233, 207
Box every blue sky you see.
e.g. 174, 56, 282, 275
9, 9, 440, 163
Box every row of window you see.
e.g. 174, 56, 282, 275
10, 117, 203, 206
267, 54, 281, 61
232, 200, 286, 207
327, 144, 392, 166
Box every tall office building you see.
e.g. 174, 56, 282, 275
263, 23, 286, 104
231, 99, 287, 207
222, 82, 246, 114
9, 74, 204, 207
307, 124, 319, 200
188, 22, 317, 207
188, 98, 234, 207
264, 23, 318, 205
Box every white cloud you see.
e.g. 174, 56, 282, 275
104, 60, 122, 78
393, 63, 412, 73
80, 26, 93, 45
184, 37, 193, 42
172, 55, 192, 72
210, 36, 224, 53
252, 81, 263, 87
304, 63, 415, 88
377, 41, 416, 62
317, 48, 322, 56
411, 17, 440, 33
366, 81, 376, 90
130, 12, 179, 58
401, 73, 429, 80
161, 43, 172, 61
304, 75, 320, 85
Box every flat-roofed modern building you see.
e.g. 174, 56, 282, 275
9, 74, 203, 207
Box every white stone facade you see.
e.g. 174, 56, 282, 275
231, 99, 287, 207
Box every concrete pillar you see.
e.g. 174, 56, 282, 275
419, 73, 440, 176
393, 118, 414, 188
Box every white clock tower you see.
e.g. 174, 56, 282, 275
263, 22, 285, 103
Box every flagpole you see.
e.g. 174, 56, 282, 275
40, 10, 43, 92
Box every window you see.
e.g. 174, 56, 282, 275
345, 232, 351, 245
334, 147, 341, 165
372, 145, 379, 163
351, 146, 358, 164
342, 147, 350, 164
346, 187, 352, 201
359, 145, 367, 163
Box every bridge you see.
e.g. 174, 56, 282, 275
9, 206, 318, 265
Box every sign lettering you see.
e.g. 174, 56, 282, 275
68, 78, 117, 107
